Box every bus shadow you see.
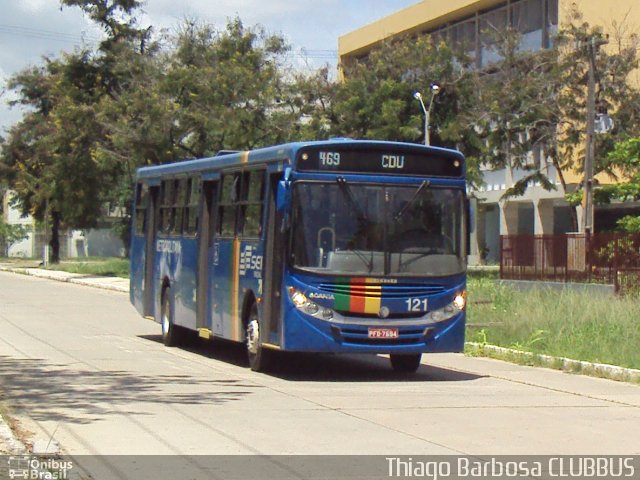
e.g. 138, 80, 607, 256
139, 334, 483, 383
139, 334, 251, 368
265, 352, 485, 382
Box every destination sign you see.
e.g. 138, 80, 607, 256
296, 146, 463, 177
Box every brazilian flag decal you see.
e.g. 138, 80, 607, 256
333, 278, 382, 314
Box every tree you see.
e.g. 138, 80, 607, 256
1, 0, 153, 261
594, 137, 640, 232
473, 28, 560, 200
87, 17, 305, 253
329, 35, 484, 185
553, 9, 640, 229
468, 9, 640, 232
163, 18, 298, 155
2, 52, 108, 262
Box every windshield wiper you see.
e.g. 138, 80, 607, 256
336, 176, 367, 223
393, 180, 430, 223
349, 249, 375, 273
335, 177, 375, 272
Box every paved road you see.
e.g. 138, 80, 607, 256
1, 271, 639, 458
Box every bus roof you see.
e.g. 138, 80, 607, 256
135, 139, 464, 180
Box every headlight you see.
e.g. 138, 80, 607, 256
428, 291, 466, 322
453, 292, 466, 310
320, 308, 334, 320
304, 302, 320, 315
288, 287, 335, 320
291, 290, 307, 307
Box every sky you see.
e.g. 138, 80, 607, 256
0, 0, 419, 135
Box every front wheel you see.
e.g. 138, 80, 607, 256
161, 288, 182, 347
390, 354, 422, 373
246, 304, 271, 372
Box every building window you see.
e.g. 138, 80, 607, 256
546, 0, 559, 46
451, 16, 477, 60
479, 6, 508, 67
431, 27, 449, 46
511, 0, 544, 52
547, 0, 558, 27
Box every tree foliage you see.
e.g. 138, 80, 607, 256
331, 36, 484, 185
555, 10, 640, 176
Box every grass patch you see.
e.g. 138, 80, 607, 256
467, 277, 640, 370
47, 257, 129, 278
1, 256, 130, 278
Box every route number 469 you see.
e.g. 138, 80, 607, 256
319, 151, 340, 166
405, 298, 428, 312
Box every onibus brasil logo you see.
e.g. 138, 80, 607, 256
7, 456, 73, 480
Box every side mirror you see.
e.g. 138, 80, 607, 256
467, 198, 475, 234
466, 198, 475, 256
276, 180, 290, 212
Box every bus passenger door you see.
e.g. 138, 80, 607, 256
261, 173, 286, 344
143, 186, 159, 317
196, 181, 218, 330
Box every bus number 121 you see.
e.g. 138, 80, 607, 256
319, 151, 340, 167
405, 298, 428, 312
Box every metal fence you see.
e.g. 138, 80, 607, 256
500, 233, 640, 294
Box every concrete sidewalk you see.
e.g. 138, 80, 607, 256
0, 264, 129, 293
0, 265, 128, 454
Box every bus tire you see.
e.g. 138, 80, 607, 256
161, 288, 181, 347
390, 354, 422, 373
246, 303, 270, 372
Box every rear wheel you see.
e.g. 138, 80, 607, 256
390, 354, 422, 373
161, 288, 181, 347
246, 304, 271, 372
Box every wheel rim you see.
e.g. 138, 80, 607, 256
246, 317, 259, 355
162, 300, 170, 335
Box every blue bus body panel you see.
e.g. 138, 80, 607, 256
209, 238, 265, 341
152, 237, 198, 329
282, 305, 465, 354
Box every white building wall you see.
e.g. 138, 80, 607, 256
3, 191, 125, 259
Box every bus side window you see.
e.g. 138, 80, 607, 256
134, 182, 148, 236
239, 170, 265, 238
172, 178, 187, 235
218, 174, 238, 237
184, 177, 201, 237
160, 179, 175, 234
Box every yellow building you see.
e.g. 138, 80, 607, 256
339, 0, 640, 264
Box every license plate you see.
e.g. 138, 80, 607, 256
368, 327, 399, 339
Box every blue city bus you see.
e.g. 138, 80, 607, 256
130, 139, 468, 373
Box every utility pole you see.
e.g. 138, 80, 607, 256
581, 36, 608, 236
413, 83, 441, 146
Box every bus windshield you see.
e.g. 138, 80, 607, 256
290, 182, 466, 277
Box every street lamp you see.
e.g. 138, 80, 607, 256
413, 83, 441, 146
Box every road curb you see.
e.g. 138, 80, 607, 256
466, 342, 640, 383
0, 413, 27, 454
0, 266, 129, 294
